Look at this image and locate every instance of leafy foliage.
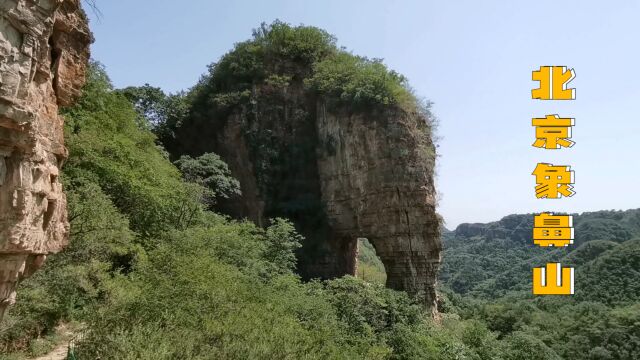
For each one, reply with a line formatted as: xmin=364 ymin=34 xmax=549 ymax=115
xmin=307 ymin=52 xmax=416 ymax=108
xmin=577 ymin=239 xmax=640 ymax=304
xmin=177 ymin=20 xmax=424 ymax=144
xmin=2 ymin=62 xmax=216 ymax=354
xmin=439 ymin=209 xmax=640 ymax=359
xmin=63 ymin=62 xmax=207 ymax=237
xmin=356 ymin=239 xmax=387 ymax=285
xmin=0 ymin=177 xmax=137 ymax=353
xmin=117 ymin=84 xmax=189 ymax=152
xmin=440 ymin=210 xmax=640 ymax=301
xmin=174 ymin=152 xmax=241 ymax=204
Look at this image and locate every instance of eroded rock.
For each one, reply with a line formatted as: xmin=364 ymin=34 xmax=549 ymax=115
xmin=316 ymin=104 xmax=442 ymax=312
xmin=0 ymin=0 xmax=91 ymax=320
xmin=177 ymin=89 xmax=442 ymax=311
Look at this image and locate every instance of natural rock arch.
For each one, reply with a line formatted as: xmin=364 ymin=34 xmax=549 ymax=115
xmin=315 ymin=104 xmax=442 ymax=310
xmin=178 ymin=98 xmax=443 ymax=311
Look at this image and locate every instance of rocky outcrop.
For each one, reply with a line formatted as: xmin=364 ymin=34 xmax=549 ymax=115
xmin=0 ymin=0 xmax=91 ymax=320
xmin=454 ymin=223 xmax=487 ymax=238
xmin=455 ymin=214 xmax=534 ymax=245
xmin=178 ymin=83 xmax=442 ymax=310
xmin=316 ymin=104 xmax=441 ymax=311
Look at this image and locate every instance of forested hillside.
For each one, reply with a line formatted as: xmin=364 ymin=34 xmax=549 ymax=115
xmin=439 ymin=210 xmax=640 ymax=359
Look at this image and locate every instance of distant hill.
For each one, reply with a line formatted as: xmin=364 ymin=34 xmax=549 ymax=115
xmin=440 ymin=209 xmax=640 ymax=304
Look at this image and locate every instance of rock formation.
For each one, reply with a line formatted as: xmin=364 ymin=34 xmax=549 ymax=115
xmin=316 ymin=104 xmax=442 ymax=312
xmin=177 ymin=82 xmax=442 ymax=310
xmin=0 ymin=0 xmax=91 ymax=320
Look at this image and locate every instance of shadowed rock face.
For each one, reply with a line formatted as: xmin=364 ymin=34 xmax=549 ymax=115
xmin=177 ymin=86 xmax=442 ymax=311
xmin=0 ymin=0 xmax=91 ymax=320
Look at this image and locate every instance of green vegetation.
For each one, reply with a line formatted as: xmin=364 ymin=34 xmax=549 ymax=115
xmin=307 ymin=52 xmax=417 ymax=108
xmin=174 ymin=152 xmax=242 ymax=207
xmin=182 ymin=20 xmax=418 ymax=110
xmin=1 ymin=21 xmax=638 ymax=360
xmin=63 ymin=62 xmax=206 ymax=237
xmin=439 ymin=210 xmax=640 ymax=359
xmin=1 ymin=59 xmax=490 ymax=360
xmin=356 ymin=238 xmax=387 ymax=285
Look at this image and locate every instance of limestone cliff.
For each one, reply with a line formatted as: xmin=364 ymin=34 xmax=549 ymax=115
xmin=316 ymin=104 xmax=441 ymax=311
xmin=176 ymin=78 xmax=442 ymax=311
xmin=0 ymin=0 xmax=91 ymax=320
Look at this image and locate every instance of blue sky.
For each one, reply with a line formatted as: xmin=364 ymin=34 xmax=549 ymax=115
xmin=86 ymin=0 xmax=640 ymax=228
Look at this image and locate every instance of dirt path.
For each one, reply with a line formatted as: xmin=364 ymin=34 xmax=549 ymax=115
xmin=30 ymin=323 xmax=78 ymax=360
xmin=32 ymin=342 xmax=68 ymax=360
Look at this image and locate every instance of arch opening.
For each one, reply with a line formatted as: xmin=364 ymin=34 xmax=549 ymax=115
xmin=355 ymin=238 xmax=387 ymax=285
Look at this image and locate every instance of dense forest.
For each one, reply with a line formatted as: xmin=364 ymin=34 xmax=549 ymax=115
xmin=439 ymin=211 xmax=640 ymax=360
xmin=0 ymin=22 xmax=638 ymax=360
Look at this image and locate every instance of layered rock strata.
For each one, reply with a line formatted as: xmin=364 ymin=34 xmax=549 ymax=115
xmin=316 ymin=104 xmax=441 ymax=311
xmin=0 ymin=0 xmax=91 ymax=320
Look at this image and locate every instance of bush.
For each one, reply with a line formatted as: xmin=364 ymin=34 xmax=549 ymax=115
xmin=63 ymin=61 xmax=207 ymax=237
xmin=74 ymin=220 xmax=370 ymax=359
xmin=174 ymin=152 xmax=241 ymax=205
xmin=307 ymin=51 xmax=416 ymax=108
xmin=0 ymin=180 xmax=137 ymax=352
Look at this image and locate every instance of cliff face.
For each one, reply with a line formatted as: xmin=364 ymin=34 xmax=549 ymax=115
xmin=316 ymin=103 xmax=441 ymax=311
xmin=0 ymin=0 xmax=91 ymax=319
xmin=178 ymin=81 xmax=442 ymax=310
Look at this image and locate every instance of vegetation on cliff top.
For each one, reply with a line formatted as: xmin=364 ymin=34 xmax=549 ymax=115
xmin=128 ymin=21 xmax=433 ymax=157
xmin=194 ymin=20 xmax=422 ymax=110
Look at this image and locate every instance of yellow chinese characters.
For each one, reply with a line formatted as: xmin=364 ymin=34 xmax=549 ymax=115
xmin=532 ymin=115 xmax=575 ymax=149
xmin=530 ymin=66 xmax=577 ymax=296
xmin=532 ymin=163 xmax=575 ymax=199
xmin=533 ymin=263 xmax=574 ymax=295
xmin=532 ymin=66 xmax=576 ymax=100
xmin=533 ymin=213 xmax=574 ymax=247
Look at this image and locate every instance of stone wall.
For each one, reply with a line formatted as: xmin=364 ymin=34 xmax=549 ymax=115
xmin=0 ymin=0 xmax=91 ymax=320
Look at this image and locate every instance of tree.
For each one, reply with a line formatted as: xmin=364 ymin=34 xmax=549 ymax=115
xmin=118 ymin=84 xmax=189 ymax=150
xmin=263 ymin=218 xmax=303 ymax=274
xmin=173 ymin=152 xmax=241 ymax=206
